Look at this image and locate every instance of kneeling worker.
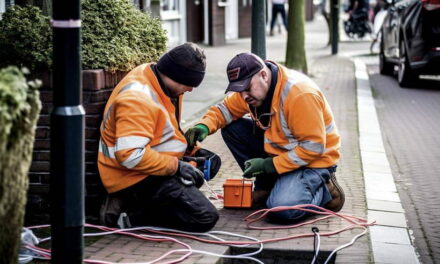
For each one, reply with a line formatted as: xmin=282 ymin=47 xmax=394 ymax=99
xmin=185 ymin=53 xmax=344 ymax=222
xmin=98 ymin=43 xmax=220 ymax=232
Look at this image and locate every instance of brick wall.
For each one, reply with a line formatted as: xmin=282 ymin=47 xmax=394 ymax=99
xmin=25 ymin=70 xmax=127 ymax=225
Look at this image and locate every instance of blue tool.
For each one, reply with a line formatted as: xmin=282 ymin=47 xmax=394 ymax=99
xmin=203 ymin=158 xmax=212 ymax=181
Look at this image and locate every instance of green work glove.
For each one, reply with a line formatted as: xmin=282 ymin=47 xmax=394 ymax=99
xmin=184 ymin=124 xmax=209 ymax=150
xmin=243 ymin=157 xmax=277 ymax=178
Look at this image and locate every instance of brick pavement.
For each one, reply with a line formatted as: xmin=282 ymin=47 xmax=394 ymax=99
xmin=368 ymin=64 xmax=440 ymax=264
xmin=84 ymin=54 xmax=371 ymax=263
xmin=81 ymin=13 xmax=377 ymax=263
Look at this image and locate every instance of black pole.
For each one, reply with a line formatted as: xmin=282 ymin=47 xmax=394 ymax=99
xmin=50 ymin=0 xmax=84 ymax=262
xmin=330 ymin=0 xmax=339 ymax=54
xmin=251 ymin=0 xmax=266 ymax=59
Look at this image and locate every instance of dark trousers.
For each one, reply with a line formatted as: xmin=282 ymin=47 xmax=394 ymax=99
xmin=108 ymin=175 xmax=219 ymax=232
xmin=270 ymin=4 xmax=288 ymax=32
xmin=221 ymin=118 xmax=276 ymax=191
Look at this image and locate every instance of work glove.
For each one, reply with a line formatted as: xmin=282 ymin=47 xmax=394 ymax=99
xmin=243 ymin=157 xmax=277 ymax=178
xmin=184 ymin=124 xmax=209 ymax=150
xmin=176 ymin=160 xmax=205 ymax=188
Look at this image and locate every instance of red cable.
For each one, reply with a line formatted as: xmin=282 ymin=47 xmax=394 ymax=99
xmin=123 ymin=204 xmax=374 ymax=245
xmin=24 ymin=204 xmax=375 ymax=263
xmin=245 ymin=204 xmax=372 ymax=230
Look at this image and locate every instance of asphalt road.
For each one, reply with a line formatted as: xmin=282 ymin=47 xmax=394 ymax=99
xmin=368 ymin=66 xmax=440 ymax=264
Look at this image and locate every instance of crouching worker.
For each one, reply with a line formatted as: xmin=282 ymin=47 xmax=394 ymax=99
xmin=98 ymin=43 xmax=220 ymax=232
xmin=185 ymin=53 xmax=344 ymax=223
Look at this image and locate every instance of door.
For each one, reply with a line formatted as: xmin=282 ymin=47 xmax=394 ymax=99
xmin=238 ymin=0 xmax=252 ymax=38
xmin=186 ymin=0 xmax=204 ymax=43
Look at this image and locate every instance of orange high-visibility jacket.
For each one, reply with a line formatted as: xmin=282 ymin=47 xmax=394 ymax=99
xmin=98 ymin=63 xmax=187 ymax=193
xmin=200 ymin=63 xmax=341 ymax=174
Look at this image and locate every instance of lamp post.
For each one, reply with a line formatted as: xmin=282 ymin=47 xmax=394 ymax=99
xmin=251 ymin=0 xmax=266 ymax=59
xmin=331 ymin=0 xmax=339 ymax=54
xmin=50 ymin=0 xmax=84 ymax=262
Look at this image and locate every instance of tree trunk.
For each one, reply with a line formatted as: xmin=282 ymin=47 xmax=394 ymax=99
xmin=0 ymin=67 xmax=41 ymax=264
xmin=285 ymin=0 xmax=308 ymax=74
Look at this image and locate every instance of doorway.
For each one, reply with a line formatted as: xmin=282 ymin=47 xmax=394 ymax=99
xmin=186 ymin=0 xmax=204 ymax=43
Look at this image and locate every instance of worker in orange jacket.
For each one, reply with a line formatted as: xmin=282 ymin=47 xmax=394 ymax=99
xmin=185 ymin=53 xmax=344 ymax=222
xmin=98 ymin=43 xmax=220 ymax=232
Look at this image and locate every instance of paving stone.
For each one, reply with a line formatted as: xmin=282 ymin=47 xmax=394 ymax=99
xmin=369 ymin=226 xmax=411 ymax=245
xmin=368 ymin=210 xmax=407 ymax=228
xmin=367 ymin=199 xmax=404 ymax=213
xmin=366 ymin=189 xmax=400 ymax=202
xmin=372 ymin=242 xmax=419 ymax=264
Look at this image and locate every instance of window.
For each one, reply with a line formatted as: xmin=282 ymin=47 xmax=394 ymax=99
xmin=0 ymin=0 xmax=6 ymax=19
xmin=242 ymin=0 xmax=253 ymax=7
xmin=161 ymin=0 xmax=179 ymax=11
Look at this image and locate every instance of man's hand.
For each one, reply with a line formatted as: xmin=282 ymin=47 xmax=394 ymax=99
xmin=177 ymin=160 xmax=205 ymax=188
xmin=184 ymin=124 xmax=209 ymax=150
xmin=243 ymin=157 xmax=277 ymax=178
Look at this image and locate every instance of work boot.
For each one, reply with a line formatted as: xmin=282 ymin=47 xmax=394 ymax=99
xmin=100 ymin=194 xmax=124 ymax=227
xmin=324 ymin=173 xmax=345 ymax=212
xmin=252 ymin=190 xmax=270 ymax=209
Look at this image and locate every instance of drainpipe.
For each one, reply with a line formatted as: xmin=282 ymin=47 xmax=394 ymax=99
xmin=50 ymin=0 xmax=84 ymax=262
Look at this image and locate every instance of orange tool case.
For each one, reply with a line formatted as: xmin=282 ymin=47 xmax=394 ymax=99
xmin=223 ymin=179 xmax=253 ymax=208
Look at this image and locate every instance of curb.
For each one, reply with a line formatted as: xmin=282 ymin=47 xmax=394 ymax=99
xmin=353 ymin=58 xmax=420 ymax=264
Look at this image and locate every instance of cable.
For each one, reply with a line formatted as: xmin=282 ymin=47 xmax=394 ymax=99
xmin=311 ymin=227 xmax=320 ymax=264
xmin=203 ymin=179 xmax=223 ymax=200
xmin=323 ymin=227 xmax=368 ymax=264
xmin=23 ymin=204 xmax=375 ymax=264
xmin=24 ymin=224 xmax=265 ymax=264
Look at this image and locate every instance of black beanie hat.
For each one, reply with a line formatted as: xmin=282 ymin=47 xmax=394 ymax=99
xmin=156 ymin=43 xmax=206 ymax=87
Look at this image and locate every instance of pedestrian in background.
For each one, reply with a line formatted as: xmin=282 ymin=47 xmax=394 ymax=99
xmin=270 ymin=0 xmax=288 ymax=36
xmin=98 ymin=43 xmax=221 ymax=232
xmin=185 ymin=53 xmax=345 ymax=223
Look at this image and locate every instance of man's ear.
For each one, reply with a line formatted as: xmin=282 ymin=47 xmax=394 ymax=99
xmin=260 ymin=69 xmax=269 ymax=83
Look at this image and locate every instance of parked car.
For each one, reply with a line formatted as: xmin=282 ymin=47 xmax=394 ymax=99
xmin=379 ymin=0 xmax=440 ymax=87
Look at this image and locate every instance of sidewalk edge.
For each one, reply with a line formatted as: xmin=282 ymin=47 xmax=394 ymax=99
xmin=353 ymin=58 xmax=420 ymax=264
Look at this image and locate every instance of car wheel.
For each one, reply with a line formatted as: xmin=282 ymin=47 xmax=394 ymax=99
xmin=397 ymin=39 xmax=418 ymax=87
xmin=379 ymin=33 xmax=394 ymax=75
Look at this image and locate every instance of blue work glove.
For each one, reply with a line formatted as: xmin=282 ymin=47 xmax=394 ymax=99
xmin=243 ymin=157 xmax=277 ymax=178
xmin=184 ymin=124 xmax=209 ymax=150
xmin=176 ymin=160 xmax=205 ymax=188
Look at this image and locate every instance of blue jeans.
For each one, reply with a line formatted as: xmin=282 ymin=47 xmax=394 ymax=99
xmin=221 ymin=118 xmax=333 ymax=222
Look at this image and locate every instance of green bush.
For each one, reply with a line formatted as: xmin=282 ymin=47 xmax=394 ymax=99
xmin=82 ymin=0 xmax=168 ymax=71
xmin=0 ymin=5 xmax=52 ymax=72
xmin=0 ymin=66 xmax=41 ymax=264
xmin=0 ymin=0 xmax=168 ymax=72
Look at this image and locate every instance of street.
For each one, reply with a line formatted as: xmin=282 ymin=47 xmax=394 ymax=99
xmin=368 ymin=66 xmax=440 ymax=264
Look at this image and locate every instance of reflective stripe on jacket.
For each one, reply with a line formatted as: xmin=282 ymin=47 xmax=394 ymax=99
xmin=98 ymin=63 xmax=185 ymax=193
xmin=200 ymin=63 xmax=340 ymax=174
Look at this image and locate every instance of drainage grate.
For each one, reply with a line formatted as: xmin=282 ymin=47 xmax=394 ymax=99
xmin=224 ymin=247 xmax=336 ymax=264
